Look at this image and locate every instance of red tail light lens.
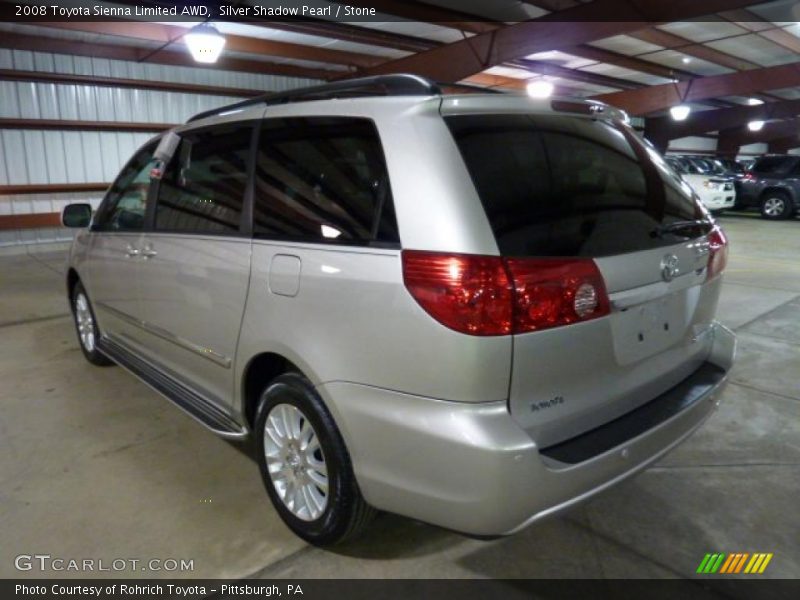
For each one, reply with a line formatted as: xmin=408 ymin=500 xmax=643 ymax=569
xmin=401 ymin=251 xmax=513 ymax=335
xmin=402 ymin=251 xmax=610 ymax=336
xmin=707 ymin=227 xmax=728 ymax=281
xmin=505 ymin=258 xmax=610 ymax=333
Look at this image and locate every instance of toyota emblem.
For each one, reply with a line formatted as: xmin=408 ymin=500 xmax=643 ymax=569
xmin=661 ymin=254 xmax=680 ymax=282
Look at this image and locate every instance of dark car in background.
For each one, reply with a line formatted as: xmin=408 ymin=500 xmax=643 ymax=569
xmin=714 ymin=158 xmax=746 ymax=179
xmin=737 ymin=155 xmax=800 ymax=220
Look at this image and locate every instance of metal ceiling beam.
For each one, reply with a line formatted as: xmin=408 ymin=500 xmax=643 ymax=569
xmin=525 ymin=0 xmax=766 ymax=74
xmin=723 ymin=119 xmax=800 ymax=144
xmin=0 ymin=118 xmax=173 ymax=132
xmin=720 ymin=9 xmax=800 ymax=55
xmin=767 ymin=137 xmax=799 ymax=152
xmin=356 ymin=0 xmax=766 ymax=82
xmin=329 ymin=0 xmax=496 ymax=34
xmin=596 ymin=63 xmax=800 ymax=115
xmin=644 ymin=98 xmax=800 ymax=142
xmin=627 ymin=27 xmax=760 ymax=72
xmin=39 ymin=21 xmax=381 ymax=69
xmin=332 ymin=0 xmax=702 ymax=81
xmin=0 ymin=32 xmax=335 ymax=81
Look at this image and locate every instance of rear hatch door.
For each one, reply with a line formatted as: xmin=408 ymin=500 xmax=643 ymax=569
xmin=445 ymin=110 xmax=721 ymax=447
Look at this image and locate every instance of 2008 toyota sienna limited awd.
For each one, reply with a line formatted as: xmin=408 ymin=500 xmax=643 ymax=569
xmin=61 ymin=75 xmax=736 ymax=545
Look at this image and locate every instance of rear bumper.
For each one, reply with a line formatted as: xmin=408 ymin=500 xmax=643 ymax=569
xmin=317 ymin=323 xmax=736 ymax=536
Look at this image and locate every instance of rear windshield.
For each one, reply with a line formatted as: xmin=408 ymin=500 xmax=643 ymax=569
xmin=751 ymin=156 xmax=797 ymax=175
xmin=445 ymin=114 xmax=706 ymax=258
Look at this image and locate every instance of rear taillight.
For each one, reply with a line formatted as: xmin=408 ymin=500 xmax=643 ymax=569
xmin=505 ymin=258 xmax=610 ymax=333
xmin=401 ymin=251 xmax=513 ymax=335
xmin=402 ymin=251 xmax=610 ymax=336
xmin=707 ymin=227 xmax=728 ymax=281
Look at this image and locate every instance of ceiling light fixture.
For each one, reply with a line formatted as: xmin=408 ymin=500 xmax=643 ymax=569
xmin=185 ymin=23 xmax=226 ymax=64
xmin=526 ymin=80 xmax=554 ymax=99
xmin=670 ymin=104 xmax=691 ymax=121
xmin=747 ymin=120 xmax=765 ymax=132
xmin=681 ymin=57 xmax=692 ymax=64
xmin=748 ymin=98 xmax=765 ymax=106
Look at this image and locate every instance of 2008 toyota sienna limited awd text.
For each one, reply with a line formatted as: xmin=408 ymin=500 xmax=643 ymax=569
xmin=61 ymin=75 xmax=736 ymax=545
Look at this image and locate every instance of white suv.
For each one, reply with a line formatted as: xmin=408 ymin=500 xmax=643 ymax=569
xmin=62 ymin=75 xmax=736 ymax=545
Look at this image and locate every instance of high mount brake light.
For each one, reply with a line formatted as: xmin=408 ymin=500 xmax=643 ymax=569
xmin=402 ymin=251 xmax=610 ymax=336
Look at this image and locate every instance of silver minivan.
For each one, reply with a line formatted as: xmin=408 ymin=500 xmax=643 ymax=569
xmin=62 ymin=75 xmax=736 ymax=545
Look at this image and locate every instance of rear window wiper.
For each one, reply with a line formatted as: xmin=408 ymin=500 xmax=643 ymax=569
xmin=650 ymin=219 xmax=712 ymax=239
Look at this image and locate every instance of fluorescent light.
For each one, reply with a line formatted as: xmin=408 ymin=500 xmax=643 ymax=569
xmin=681 ymin=57 xmax=692 ymax=64
xmin=747 ymin=98 xmax=764 ymax=106
xmin=526 ymin=80 xmax=554 ymax=99
xmin=670 ymin=104 xmax=691 ymax=121
xmin=748 ymin=120 xmax=765 ymax=131
xmin=321 ymin=225 xmax=341 ymax=239
xmin=185 ymin=24 xmax=226 ymax=64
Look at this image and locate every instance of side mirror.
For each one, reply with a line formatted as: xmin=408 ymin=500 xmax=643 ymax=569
xmin=61 ymin=203 xmax=92 ymax=228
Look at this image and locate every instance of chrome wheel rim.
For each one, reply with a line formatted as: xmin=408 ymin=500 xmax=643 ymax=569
xmin=764 ymin=197 xmax=784 ymax=216
xmin=74 ymin=293 xmax=96 ymax=352
xmin=264 ymin=403 xmax=328 ymax=521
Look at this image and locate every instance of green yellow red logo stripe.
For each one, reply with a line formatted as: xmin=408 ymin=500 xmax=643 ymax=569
xmin=697 ymin=552 xmax=773 ymax=574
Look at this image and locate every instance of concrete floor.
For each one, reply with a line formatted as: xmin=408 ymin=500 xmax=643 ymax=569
xmin=0 ymin=213 xmax=798 ymax=580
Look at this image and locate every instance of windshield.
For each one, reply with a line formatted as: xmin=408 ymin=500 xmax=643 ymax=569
xmin=446 ymin=114 xmax=706 ymax=258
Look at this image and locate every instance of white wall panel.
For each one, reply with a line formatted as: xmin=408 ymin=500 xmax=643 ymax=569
xmin=0 ymin=192 xmax=106 ymax=247
xmin=0 ymin=81 xmax=20 ymax=118
xmin=9 ymin=50 xmax=319 ymax=92
xmin=740 ymin=143 xmax=768 ymax=155
xmin=2 ymin=130 xmax=29 ymax=184
xmin=668 ymin=136 xmax=717 ymax=152
xmin=43 ymin=131 xmax=67 ymax=183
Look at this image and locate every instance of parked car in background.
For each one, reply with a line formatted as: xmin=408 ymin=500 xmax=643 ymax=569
xmin=715 ymin=158 xmax=746 ymax=179
xmin=665 ymin=156 xmax=736 ymax=214
xmin=737 ymin=154 xmax=800 ymax=220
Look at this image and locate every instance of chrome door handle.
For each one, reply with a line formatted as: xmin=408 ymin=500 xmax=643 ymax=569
xmin=126 ymin=246 xmax=140 ymax=257
xmin=141 ymin=248 xmax=158 ymax=259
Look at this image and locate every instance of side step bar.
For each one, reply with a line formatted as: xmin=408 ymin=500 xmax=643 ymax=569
xmin=97 ymin=336 xmax=248 ymax=440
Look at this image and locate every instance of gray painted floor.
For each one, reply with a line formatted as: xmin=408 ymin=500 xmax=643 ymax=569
xmin=0 ymin=213 xmax=797 ymax=580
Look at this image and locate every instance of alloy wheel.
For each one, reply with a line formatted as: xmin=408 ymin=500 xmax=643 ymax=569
xmin=263 ymin=403 xmax=329 ymax=521
xmin=763 ymin=197 xmax=785 ymax=217
xmin=74 ymin=293 xmax=96 ymax=352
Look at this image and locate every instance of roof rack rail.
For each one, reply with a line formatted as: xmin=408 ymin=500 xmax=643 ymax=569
xmin=188 ymin=73 xmax=443 ymax=123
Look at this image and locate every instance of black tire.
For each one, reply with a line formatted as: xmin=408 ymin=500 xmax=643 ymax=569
xmin=760 ymin=192 xmax=793 ymax=220
xmin=71 ymin=282 xmax=114 ymax=366
xmin=254 ymin=373 xmax=375 ymax=545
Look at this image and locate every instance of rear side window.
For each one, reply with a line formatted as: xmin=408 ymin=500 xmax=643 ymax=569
xmin=253 ymin=117 xmax=398 ymax=245
xmin=446 ymin=114 xmax=702 ymax=258
xmin=155 ymin=125 xmax=253 ymax=234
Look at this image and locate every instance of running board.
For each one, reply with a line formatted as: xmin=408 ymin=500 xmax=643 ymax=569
xmin=97 ymin=336 xmax=248 ymax=440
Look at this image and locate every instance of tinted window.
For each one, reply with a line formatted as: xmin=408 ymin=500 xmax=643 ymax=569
xmin=253 ymin=117 xmax=398 ymax=245
xmin=155 ymin=126 xmax=252 ymax=234
xmin=752 ymin=156 xmax=797 ymax=175
xmin=94 ymin=142 xmax=157 ymax=231
xmin=446 ymin=114 xmax=703 ymax=258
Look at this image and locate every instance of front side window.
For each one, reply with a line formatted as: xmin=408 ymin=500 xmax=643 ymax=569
xmin=94 ymin=142 xmax=157 ymax=231
xmin=253 ymin=117 xmax=398 ymax=245
xmin=155 ymin=125 xmax=252 ymax=234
